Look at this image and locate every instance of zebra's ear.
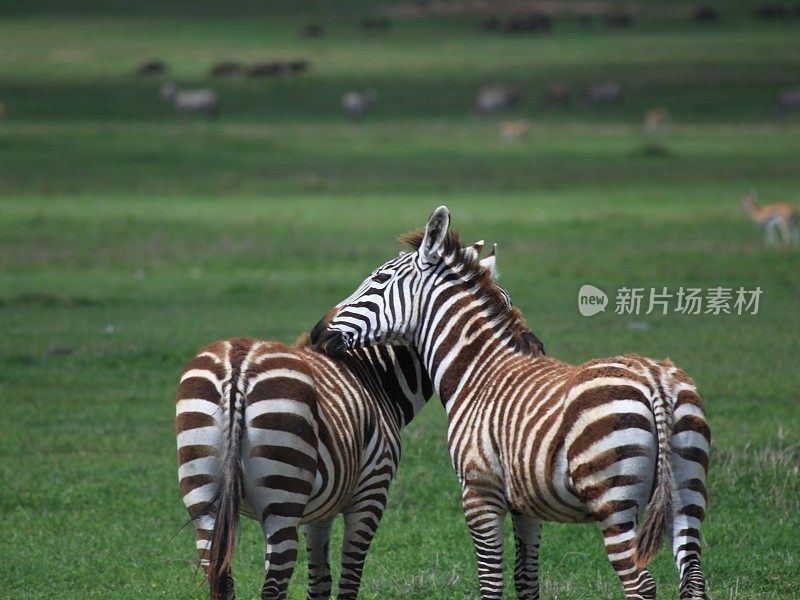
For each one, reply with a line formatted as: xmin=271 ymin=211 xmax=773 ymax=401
xmin=479 ymin=244 xmax=498 ymax=280
xmin=420 ymin=206 xmax=450 ymax=259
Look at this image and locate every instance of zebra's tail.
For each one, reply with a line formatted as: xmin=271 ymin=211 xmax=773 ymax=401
xmin=634 ymin=377 xmax=676 ymax=569
xmin=207 ymin=366 xmax=246 ymax=599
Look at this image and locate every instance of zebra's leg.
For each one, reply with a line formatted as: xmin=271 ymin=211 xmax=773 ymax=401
xmin=336 ymin=494 xmax=389 ymax=600
xmin=305 ymin=520 xmax=334 ymax=600
xmin=596 ymin=512 xmax=656 ymax=600
xmin=671 ymin=387 xmax=711 ymax=600
xmin=765 ymin=221 xmax=778 ymax=246
xmin=511 ymin=512 xmax=541 ymax=600
xmin=581 ymin=456 xmax=657 ymax=598
xmin=194 ymin=512 xmax=236 ymax=600
xmin=260 ymin=515 xmax=301 ymax=600
xmin=462 ymin=485 xmax=507 ymax=600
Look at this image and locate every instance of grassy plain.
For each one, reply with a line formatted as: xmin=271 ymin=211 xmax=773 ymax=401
xmin=1 ymin=2 xmax=799 ymax=598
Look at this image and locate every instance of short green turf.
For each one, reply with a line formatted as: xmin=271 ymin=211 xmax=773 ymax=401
xmin=1 ymin=2 xmax=799 ymax=599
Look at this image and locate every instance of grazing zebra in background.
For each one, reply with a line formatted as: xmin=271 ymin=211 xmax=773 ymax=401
xmin=342 ymin=90 xmax=377 ymax=121
xmin=475 ymin=83 xmax=521 ymax=117
xmin=311 ymin=206 xmax=711 ymax=600
xmin=176 ymin=335 xmax=432 ymax=600
xmin=581 ymin=81 xmax=623 ymax=108
xmin=160 ymin=82 xmax=219 ymax=120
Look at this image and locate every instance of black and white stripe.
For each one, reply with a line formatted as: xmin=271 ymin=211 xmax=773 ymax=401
xmin=311 ymin=206 xmax=710 ymax=600
xmin=176 ymin=335 xmax=432 ymax=600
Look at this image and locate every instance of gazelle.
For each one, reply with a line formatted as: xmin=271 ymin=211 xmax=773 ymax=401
xmin=500 ymin=120 xmax=530 ymax=140
xmin=741 ymin=192 xmax=799 ymax=246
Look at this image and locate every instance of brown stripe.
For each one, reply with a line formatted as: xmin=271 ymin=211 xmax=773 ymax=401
xmin=256 ymin=475 xmax=313 ymax=496
xmin=568 ymin=412 xmax=653 ymax=460
xmin=249 ymin=376 xmax=314 ymax=403
xmin=176 ymin=411 xmax=215 ymax=432
xmin=676 ymin=447 xmax=709 ymax=473
xmin=178 ymin=444 xmax=217 ymax=464
xmin=250 ymin=445 xmax=317 ymax=474
xmin=180 ymin=473 xmax=215 ymax=497
xmin=571 ymin=445 xmax=650 ymax=479
xmin=673 ymin=415 xmax=711 ymax=442
xmin=675 ymin=389 xmax=706 ymax=411
xmin=177 ymin=377 xmax=219 ymax=403
xmin=580 ymin=474 xmax=644 ymax=501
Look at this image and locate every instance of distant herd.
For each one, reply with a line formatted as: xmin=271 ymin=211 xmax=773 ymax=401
xmin=4 ymin=6 xmax=798 ymax=126
xmin=131 ymin=4 xmax=800 ymax=124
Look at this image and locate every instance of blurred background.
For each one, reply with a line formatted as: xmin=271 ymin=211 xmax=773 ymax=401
xmin=1 ymin=1 xmax=799 ymax=598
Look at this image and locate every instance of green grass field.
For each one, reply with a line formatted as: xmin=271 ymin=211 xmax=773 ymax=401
xmin=1 ymin=2 xmax=799 ymax=598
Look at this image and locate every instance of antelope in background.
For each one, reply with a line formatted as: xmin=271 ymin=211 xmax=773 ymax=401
xmin=500 ymin=120 xmax=530 ymax=140
xmin=741 ymin=191 xmax=799 ymax=246
xmin=644 ymin=107 xmax=670 ymax=133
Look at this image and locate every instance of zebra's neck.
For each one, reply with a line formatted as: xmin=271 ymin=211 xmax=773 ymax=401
xmin=413 ymin=285 xmax=524 ymax=408
xmin=348 ymin=344 xmax=432 ymax=430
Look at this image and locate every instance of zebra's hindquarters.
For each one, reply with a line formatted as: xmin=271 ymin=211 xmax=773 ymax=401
xmin=240 ymin=343 xmax=320 ymax=599
xmin=562 ymin=365 xmax=661 ymax=598
xmin=562 ymin=360 xmax=710 ymax=600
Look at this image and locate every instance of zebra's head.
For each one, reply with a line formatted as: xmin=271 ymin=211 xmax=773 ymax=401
xmin=311 ymin=206 xmax=544 ymax=357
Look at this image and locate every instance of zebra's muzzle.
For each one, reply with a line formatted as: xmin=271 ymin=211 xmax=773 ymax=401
xmin=314 ymin=330 xmax=349 ymax=358
xmin=310 ymin=321 xmax=349 ymax=358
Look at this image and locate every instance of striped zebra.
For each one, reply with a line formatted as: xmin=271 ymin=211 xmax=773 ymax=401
xmin=176 ymin=334 xmax=432 ymax=600
xmin=310 ymin=206 xmax=711 ymax=600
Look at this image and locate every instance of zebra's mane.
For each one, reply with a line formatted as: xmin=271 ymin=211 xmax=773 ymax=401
xmin=294 ymin=332 xmax=312 ymax=347
xmin=399 ymin=229 xmax=543 ymax=356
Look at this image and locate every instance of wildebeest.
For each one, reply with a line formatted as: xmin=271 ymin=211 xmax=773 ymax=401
xmin=360 ymin=17 xmax=391 ymax=31
xmin=754 ymin=3 xmax=789 ymax=19
xmin=287 ymin=60 xmax=310 ymax=75
xmin=481 ymin=16 xmax=501 ymax=31
xmin=160 ymin=82 xmax=219 ymax=120
xmin=208 ymin=61 xmax=243 ymax=77
xmin=544 ymin=83 xmax=571 ymax=108
xmin=137 ymin=59 xmax=166 ymax=76
xmin=342 ymin=89 xmax=377 ymax=120
xmin=248 ymin=61 xmax=286 ymax=77
xmin=475 ymin=83 xmax=521 ymax=116
xmin=506 ymin=13 xmax=551 ymax=33
xmin=576 ymin=14 xmax=594 ymax=27
xmin=604 ymin=10 xmax=634 ymax=28
xmin=581 ymin=82 xmax=623 ymax=108
xmin=776 ymin=87 xmax=800 ymax=115
xmin=300 ymin=23 xmax=325 ymax=38
xmin=693 ymin=6 xmax=720 ymax=22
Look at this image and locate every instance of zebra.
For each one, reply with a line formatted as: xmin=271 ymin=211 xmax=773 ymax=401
xmin=776 ymin=87 xmax=800 ymax=117
xmin=310 ymin=206 xmax=711 ymax=600
xmin=475 ymin=83 xmax=521 ymax=117
xmin=581 ymin=81 xmax=623 ymax=108
xmin=176 ymin=334 xmax=433 ymax=600
xmin=160 ymin=82 xmax=219 ymax=120
xmin=341 ymin=90 xmax=377 ymax=121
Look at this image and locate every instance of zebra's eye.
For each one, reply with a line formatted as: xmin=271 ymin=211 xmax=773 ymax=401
xmin=372 ymin=272 xmax=391 ymax=283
